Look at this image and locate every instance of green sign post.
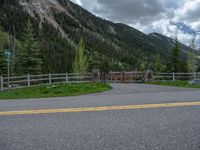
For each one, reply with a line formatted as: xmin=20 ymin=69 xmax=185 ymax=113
xmin=4 ymin=49 xmax=12 ymax=88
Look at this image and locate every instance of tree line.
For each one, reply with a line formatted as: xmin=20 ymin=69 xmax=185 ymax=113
xmin=0 ymin=0 xmax=199 ymax=77
xmin=0 ymin=20 xmax=88 ymax=76
xmin=166 ymin=36 xmax=198 ymax=73
xmin=0 ymin=20 xmax=199 ymax=77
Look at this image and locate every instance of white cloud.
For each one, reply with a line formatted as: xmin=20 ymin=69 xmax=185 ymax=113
xmin=174 ymin=0 xmax=200 ymax=32
xmin=70 ymin=0 xmax=82 ymax=6
xmin=71 ymin=0 xmax=200 ymax=48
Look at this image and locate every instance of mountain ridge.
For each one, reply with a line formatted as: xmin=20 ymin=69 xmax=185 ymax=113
xmin=0 ymin=0 xmax=198 ymax=73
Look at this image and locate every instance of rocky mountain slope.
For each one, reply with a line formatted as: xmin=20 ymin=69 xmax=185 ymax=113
xmin=149 ymin=33 xmax=190 ymax=56
xmin=0 ymin=0 xmax=196 ymax=72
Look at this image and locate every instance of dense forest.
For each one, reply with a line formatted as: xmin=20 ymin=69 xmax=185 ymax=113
xmin=0 ymin=0 xmax=199 ymax=76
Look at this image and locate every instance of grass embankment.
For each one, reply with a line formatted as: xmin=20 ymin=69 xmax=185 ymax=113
xmin=147 ymin=81 xmax=200 ymax=88
xmin=0 ymin=83 xmax=111 ymax=100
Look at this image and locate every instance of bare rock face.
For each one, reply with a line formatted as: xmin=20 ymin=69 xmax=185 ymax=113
xmin=19 ymin=0 xmax=75 ymax=44
xmin=19 ymin=0 xmax=63 ymax=29
xmin=19 ymin=0 xmax=66 ymax=17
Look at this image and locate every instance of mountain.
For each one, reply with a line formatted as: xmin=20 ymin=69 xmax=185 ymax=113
xmin=0 ymin=0 xmax=197 ymax=74
xmin=149 ymin=33 xmax=190 ymax=57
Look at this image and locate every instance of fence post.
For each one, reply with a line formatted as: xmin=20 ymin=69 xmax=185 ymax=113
xmin=173 ymin=72 xmax=175 ymax=81
xmin=0 ymin=76 xmax=3 ymax=91
xmin=193 ymin=72 xmax=196 ymax=81
xmin=120 ymin=72 xmax=123 ymax=83
xmin=27 ymin=74 xmax=30 ymax=87
xmin=66 ymin=73 xmax=69 ymax=83
xmin=49 ymin=73 xmax=52 ymax=84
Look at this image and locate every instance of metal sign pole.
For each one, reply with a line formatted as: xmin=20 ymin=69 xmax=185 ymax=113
xmin=7 ymin=52 xmax=10 ymax=88
xmin=4 ymin=50 xmax=12 ymax=89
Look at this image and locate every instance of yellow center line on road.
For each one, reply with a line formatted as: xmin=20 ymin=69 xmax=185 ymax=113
xmin=0 ymin=101 xmax=200 ymax=116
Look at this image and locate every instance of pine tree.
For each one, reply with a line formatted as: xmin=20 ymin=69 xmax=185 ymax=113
xmin=0 ymin=51 xmax=6 ymax=75
xmin=155 ymin=54 xmax=164 ymax=72
xmin=0 ymin=27 xmax=8 ymax=75
xmin=18 ymin=20 xmax=42 ymax=75
xmin=169 ymin=36 xmax=180 ymax=72
xmin=73 ymin=39 xmax=88 ymax=74
xmin=197 ymin=59 xmax=200 ymax=72
xmin=187 ymin=36 xmax=197 ymax=72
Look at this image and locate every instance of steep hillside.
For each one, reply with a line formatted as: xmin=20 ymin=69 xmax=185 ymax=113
xmin=0 ymin=0 xmax=196 ymax=73
xmin=149 ymin=33 xmax=190 ymax=58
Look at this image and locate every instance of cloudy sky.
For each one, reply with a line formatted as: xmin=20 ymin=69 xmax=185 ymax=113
xmin=71 ymin=0 xmax=200 ymax=48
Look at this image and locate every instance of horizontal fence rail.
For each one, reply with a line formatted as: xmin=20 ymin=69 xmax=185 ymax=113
xmin=0 ymin=72 xmax=199 ymax=91
xmin=0 ymin=73 xmax=92 ymax=91
xmin=154 ymin=72 xmax=200 ymax=81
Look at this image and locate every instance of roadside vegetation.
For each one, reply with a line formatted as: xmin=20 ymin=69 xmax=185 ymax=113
xmin=147 ymin=81 xmax=200 ymax=88
xmin=0 ymin=83 xmax=111 ymax=100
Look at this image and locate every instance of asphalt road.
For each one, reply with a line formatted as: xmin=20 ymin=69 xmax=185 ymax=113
xmin=0 ymin=84 xmax=200 ymax=150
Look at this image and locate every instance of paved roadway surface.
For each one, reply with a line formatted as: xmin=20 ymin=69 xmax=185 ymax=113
xmin=0 ymin=84 xmax=200 ymax=150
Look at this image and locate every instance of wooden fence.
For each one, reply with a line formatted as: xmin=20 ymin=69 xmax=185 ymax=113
xmin=0 ymin=73 xmax=92 ymax=91
xmin=0 ymin=72 xmax=200 ymax=91
xmin=154 ymin=72 xmax=200 ymax=81
xmin=103 ymin=71 xmax=144 ymax=83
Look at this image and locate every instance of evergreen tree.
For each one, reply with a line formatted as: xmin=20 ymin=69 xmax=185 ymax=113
xmin=155 ymin=54 xmax=165 ymax=72
xmin=0 ymin=51 xmax=6 ymax=75
xmin=187 ymin=37 xmax=197 ymax=72
xmin=100 ymin=54 xmax=110 ymax=73
xmin=0 ymin=27 xmax=7 ymax=50
xmin=18 ymin=20 xmax=42 ymax=75
xmin=0 ymin=27 xmax=8 ymax=75
xmin=169 ymin=36 xmax=180 ymax=72
xmin=73 ymin=39 xmax=88 ymax=74
xmin=197 ymin=59 xmax=200 ymax=72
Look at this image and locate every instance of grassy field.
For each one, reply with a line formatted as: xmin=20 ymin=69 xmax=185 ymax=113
xmin=0 ymin=83 xmax=111 ymax=100
xmin=147 ymin=81 xmax=200 ymax=88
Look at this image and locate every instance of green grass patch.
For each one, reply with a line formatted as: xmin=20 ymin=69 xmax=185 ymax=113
xmin=147 ymin=81 xmax=200 ymax=88
xmin=0 ymin=83 xmax=111 ymax=100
